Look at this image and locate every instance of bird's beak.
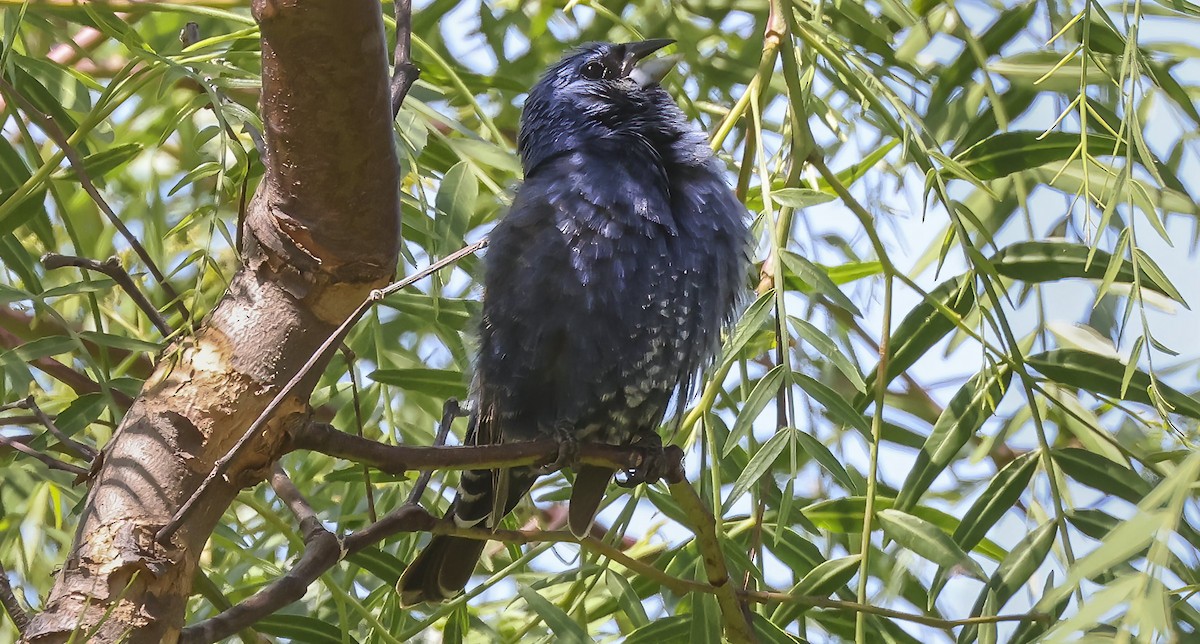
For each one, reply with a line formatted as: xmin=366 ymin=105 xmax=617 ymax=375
xmin=621 ymin=39 xmax=679 ymax=88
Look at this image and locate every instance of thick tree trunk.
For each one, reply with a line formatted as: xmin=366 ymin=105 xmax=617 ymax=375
xmin=23 ymin=2 xmax=400 ymax=641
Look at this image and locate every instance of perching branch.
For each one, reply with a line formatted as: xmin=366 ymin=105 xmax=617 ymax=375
xmin=156 ymin=239 xmax=487 ymax=546
xmin=42 ymin=253 xmax=174 ymax=337
xmin=0 ymin=77 xmax=190 ymax=324
xmin=288 ymin=419 xmax=686 ymax=483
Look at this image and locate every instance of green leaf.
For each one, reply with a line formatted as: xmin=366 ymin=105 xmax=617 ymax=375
xmin=724 ymin=365 xmax=786 ymax=456
xmin=990 ymin=240 xmax=1187 ymax=306
xmin=254 ymin=614 xmax=344 ymax=644
xmin=10 ymin=336 xmax=76 ymax=362
xmin=51 ymin=143 xmax=142 ymax=182
xmin=794 ymin=373 xmax=871 ymax=434
xmin=803 ymin=497 xmax=1007 ymax=561
xmin=625 ymin=616 xmax=690 ymax=643
xmin=725 ymin=427 xmax=793 ymax=512
xmin=434 ymin=161 xmax=477 ymax=253
xmin=517 ymin=585 xmax=590 ymax=643
xmin=346 ymin=547 xmax=406 ymax=584
xmin=793 ymin=554 xmax=861 ymax=597
xmin=859 ymin=276 xmax=976 ymax=410
xmin=780 ymin=251 xmax=861 ymax=317
xmin=896 ymin=365 xmax=1012 ymax=511
xmin=751 ymin=613 xmax=806 ymax=643
xmin=718 ymin=289 xmax=774 ymax=368
xmin=877 ymin=509 xmax=986 ymax=579
xmin=689 ymin=592 xmax=721 ymax=644
xmin=1028 ymin=349 xmax=1200 ymax=419
xmin=604 ymin=570 xmax=649 ymax=629
xmin=794 ymin=429 xmax=859 ymax=494
xmin=77 ymin=331 xmax=160 ymax=354
xmin=790 ymin=316 xmax=866 ymax=392
xmin=952 ymin=451 xmax=1039 ymax=552
xmin=369 ymin=368 xmax=467 ymax=399
xmin=957 ymin=521 xmax=1058 ymax=644
xmin=772 ymin=188 xmax=835 ymax=209
xmin=929 ymin=2 xmax=1037 ymax=108
xmin=1052 ymin=448 xmax=1150 ymax=504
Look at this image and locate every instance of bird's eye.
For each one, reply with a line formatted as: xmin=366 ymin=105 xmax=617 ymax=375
xmin=580 ymin=61 xmax=608 ymax=80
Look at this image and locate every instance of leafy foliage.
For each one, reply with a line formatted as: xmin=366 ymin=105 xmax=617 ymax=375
xmin=1 ymin=0 xmax=1199 ymax=642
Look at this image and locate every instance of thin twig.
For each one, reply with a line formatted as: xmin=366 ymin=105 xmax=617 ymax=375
xmin=340 ymin=346 xmax=377 ymax=522
xmin=17 ymin=395 xmax=97 ymax=461
xmin=390 ymin=0 xmax=419 ymax=117
xmin=0 ymin=432 xmax=88 ymax=477
xmin=0 ymin=561 xmax=30 ymax=634
xmin=405 ymin=398 xmax=463 ymax=505
xmin=157 ymin=239 xmax=488 ymax=546
xmin=669 ymin=480 xmax=756 ymax=643
xmin=0 ymin=76 xmax=190 ymax=323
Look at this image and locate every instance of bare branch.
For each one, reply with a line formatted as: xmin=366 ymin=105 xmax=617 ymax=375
xmin=0 ymin=77 xmax=190 ymax=323
xmin=390 ymin=0 xmax=419 ymax=117
xmin=156 ymin=239 xmax=488 ymax=546
xmin=42 ymin=253 xmax=174 ymax=337
xmin=0 ymin=561 xmax=30 ymax=634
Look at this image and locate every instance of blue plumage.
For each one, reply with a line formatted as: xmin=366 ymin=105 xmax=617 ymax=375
xmin=398 ymin=40 xmax=748 ymax=605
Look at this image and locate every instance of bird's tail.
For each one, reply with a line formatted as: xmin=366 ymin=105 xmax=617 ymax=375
xmin=398 ymin=466 xmax=537 ymax=605
xmin=397 ymin=533 xmax=486 ymax=606
xmin=568 ymin=465 xmax=615 ymax=538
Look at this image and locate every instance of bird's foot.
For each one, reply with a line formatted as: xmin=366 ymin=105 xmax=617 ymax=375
xmin=533 ymin=421 xmax=579 ymax=475
xmin=617 ymin=433 xmax=680 ymax=488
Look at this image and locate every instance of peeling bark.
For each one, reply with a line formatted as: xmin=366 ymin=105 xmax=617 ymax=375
xmin=22 ymin=2 xmax=400 ymax=641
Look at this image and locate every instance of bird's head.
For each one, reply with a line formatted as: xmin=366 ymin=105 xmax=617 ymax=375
xmin=518 ymin=40 xmax=683 ymax=174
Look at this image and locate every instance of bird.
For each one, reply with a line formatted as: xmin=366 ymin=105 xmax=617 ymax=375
xmin=397 ymin=39 xmax=748 ymax=606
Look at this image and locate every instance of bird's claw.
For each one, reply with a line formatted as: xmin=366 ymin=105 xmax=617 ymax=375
xmin=534 ymin=422 xmax=579 ymax=475
xmin=617 ymin=433 xmax=669 ymax=488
